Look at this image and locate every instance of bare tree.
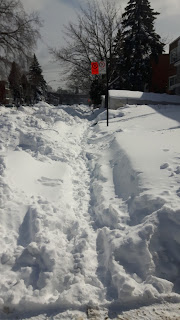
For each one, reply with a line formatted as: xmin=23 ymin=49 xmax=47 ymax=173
xmin=51 ymin=0 xmax=122 ymax=92
xmin=0 ymin=0 xmax=42 ymax=71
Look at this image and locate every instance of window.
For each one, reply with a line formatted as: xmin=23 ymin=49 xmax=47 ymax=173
xmin=177 ymin=45 xmax=180 ymax=61
xmin=176 ymin=67 xmax=180 ymax=84
xmin=170 ymin=48 xmax=177 ymax=64
xmin=169 ymin=75 xmax=177 ymax=89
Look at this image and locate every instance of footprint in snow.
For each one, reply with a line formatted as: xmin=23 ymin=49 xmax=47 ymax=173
xmin=175 ymin=166 xmax=180 ymax=174
xmin=176 ymin=188 xmax=180 ymax=197
xmin=38 ymin=176 xmax=63 ymax=187
xmin=160 ymin=163 xmax=169 ymax=169
xmin=116 ymin=129 xmax=123 ymax=133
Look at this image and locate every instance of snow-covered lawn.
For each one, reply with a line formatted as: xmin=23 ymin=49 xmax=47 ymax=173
xmin=0 ymin=102 xmax=180 ymax=319
xmin=102 ymin=90 xmax=180 ymax=109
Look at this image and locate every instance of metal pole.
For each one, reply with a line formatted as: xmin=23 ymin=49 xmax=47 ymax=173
xmin=105 ymin=60 xmax=109 ymax=126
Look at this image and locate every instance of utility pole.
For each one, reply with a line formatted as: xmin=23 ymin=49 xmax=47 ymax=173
xmin=105 ymin=60 xmax=109 ymax=126
xmin=91 ymin=60 xmax=109 ymax=126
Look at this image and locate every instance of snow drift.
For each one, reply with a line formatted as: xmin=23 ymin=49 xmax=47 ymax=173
xmin=101 ymin=90 xmax=180 ymax=109
xmin=0 ymin=102 xmax=180 ymax=319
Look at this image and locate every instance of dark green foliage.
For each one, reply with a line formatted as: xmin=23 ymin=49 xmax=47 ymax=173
xmin=111 ymin=29 xmax=124 ymax=89
xmin=28 ymin=54 xmax=47 ymax=102
xmin=89 ymin=78 xmax=104 ymax=106
xmin=21 ymin=73 xmax=31 ymax=104
xmin=8 ymin=61 xmax=22 ymax=102
xmin=118 ymin=0 xmax=164 ymax=91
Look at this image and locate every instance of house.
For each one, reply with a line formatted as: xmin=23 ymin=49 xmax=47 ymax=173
xmin=150 ymin=54 xmax=169 ymax=93
xmin=0 ymin=81 xmax=12 ymax=104
xmin=169 ymin=36 xmax=180 ymax=94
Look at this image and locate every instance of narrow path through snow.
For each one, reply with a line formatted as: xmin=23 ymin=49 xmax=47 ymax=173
xmin=0 ymin=103 xmax=180 ymax=320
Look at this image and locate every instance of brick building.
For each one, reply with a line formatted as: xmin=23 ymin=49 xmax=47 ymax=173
xmin=150 ymin=54 xmax=169 ymax=93
xmin=168 ymin=36 xmax=180 ymax=94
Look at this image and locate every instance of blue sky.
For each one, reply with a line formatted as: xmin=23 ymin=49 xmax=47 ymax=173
xmin=21 ymin=0 xmax=180 ymax=90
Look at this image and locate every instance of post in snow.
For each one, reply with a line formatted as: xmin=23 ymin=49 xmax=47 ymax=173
xmin=91 ymin=61 xmax=109 ymax=126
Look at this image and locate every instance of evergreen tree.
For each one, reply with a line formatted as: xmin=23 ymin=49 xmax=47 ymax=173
xmin=28 ymin=54 xmax=47 ymax=102
xmin=8 ymin=61 xmax=22 ymax=103
xmin=89 ymin=78 xmax=104 ymax=106
xmin=112 ymin=29 xmax=124 ymax=89
xmin=120 ymin=0 xmax=164 ymax=91
xmin=21 ymin=73 xmax=31 ymax=104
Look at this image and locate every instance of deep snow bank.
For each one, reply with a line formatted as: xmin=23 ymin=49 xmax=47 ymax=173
xmin=86 ymin=104 xmax=180 ymax=307
xmin=0 ymin=103 xmax=180 ymax=319
xmin=101 ymin=90 xmax=180 ymax=109
xmin=0 ymin=104 xmax=104 ymax=317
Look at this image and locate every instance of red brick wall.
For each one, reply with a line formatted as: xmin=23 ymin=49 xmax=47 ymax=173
xmin=150 ymin=54 xmax=169 ymax=93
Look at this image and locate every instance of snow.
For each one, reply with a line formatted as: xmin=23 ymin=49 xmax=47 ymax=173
xmin=0 ymin=101 xmax=180 ymax=319
xmin=101 ymin=90 xmax=180 ymax=109
xmin=108 ymin=90 xmax=180 ymax=103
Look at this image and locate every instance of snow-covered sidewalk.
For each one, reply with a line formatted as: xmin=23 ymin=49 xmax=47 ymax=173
xmin=0 ymin=103 xmax=180 ymax=319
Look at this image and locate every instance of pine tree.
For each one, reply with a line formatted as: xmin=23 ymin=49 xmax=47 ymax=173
xmin=120 ymin=0 xmax=164 ymax=91
xmin=8 ymin=61 xmax=22 ymax=103
xmin=89 ymin=78 xmax=104 ymax=106
xmin=112 ymin=29 xmax=124 ymax=89
xmin=21 ymin=74 xmax=31 ymax=104
xmin=28 ymin=54 xmax=47 ymax=102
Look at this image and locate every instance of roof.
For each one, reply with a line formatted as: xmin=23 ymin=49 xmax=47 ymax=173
xmin=169 ymin=36 xmax=180 ymax=46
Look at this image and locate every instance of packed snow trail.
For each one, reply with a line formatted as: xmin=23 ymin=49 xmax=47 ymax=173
xmin=0 ymin=104 xmax=105 ymax=315
xmin=0 ymin=103 xmax=180 ymax=319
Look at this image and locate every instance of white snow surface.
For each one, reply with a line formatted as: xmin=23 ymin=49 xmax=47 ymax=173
xmin=102 ymin=90 xmax=180 ymax=110
xmin=108 ymin=90 xmax=180 ymax=103
xmin=0 ymin=102 xmax=180 ymax=319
